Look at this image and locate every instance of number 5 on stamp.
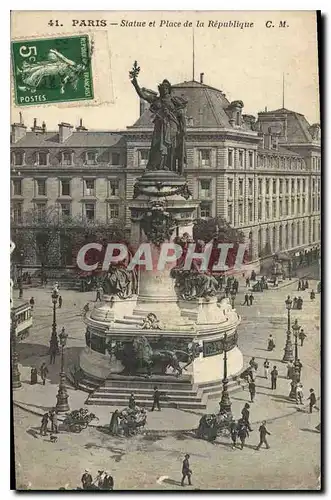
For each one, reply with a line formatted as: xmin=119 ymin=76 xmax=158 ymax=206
xmin=11 ymin=35 xmax=94 ymax=106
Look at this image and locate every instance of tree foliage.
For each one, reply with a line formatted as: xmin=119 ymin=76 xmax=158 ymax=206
xmin=11 ymin=205 xmax=127 ymax=268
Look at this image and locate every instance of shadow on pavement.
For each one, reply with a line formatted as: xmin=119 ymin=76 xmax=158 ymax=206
xmin=15 ymin=400 xmax=53 ymax=412
xmin=16 ymin=344 xmax=82 ymax=385
xmin=300 ymin=428 xmax=319 ymax=434
xmin=26 ymin=427 xmax=40 ymax=439
xmin=163 ymin=478 xmax=183 ymax=486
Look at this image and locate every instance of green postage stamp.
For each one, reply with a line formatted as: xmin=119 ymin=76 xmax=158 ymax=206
xmin=11 ymin=35 xmax=94 ymax=106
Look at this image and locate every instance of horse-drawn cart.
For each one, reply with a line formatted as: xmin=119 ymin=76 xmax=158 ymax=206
xmin=63 ymin=408 xmax=99 ymax=433
xmin=196 ymin=411 xmax=234 ymax=441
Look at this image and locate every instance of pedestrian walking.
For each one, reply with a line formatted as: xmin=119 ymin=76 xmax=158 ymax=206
xmin=230 ymin=421 xmax=238 ymax=449
xmin=95 ymin=286 xmax=103 ymax=302
xmin=270 ymin=366 xmax=278 ymax=390
xmin=299 ymin=328 xmax=306 ymax=346
xmin=237 ymin=420 xmax=250 ymax=450
xmin=29 ymin=296 xmax=35 ymax=310
xmin=58 ymin=295 xmax=62 ymax=308
xmin=50 ymin=409 xmax=58 ymax=433
xmin=109 ymin=409 xmax=120 ymax=435
xmin=308 ymin=388 xmax=317 ymax=413
xmin=263 ymin=359 xmax=270 ymax=379
xmin=30 ymin=367 xmax=38 ymax=385
xmin=241 ymin=403 xmax=253 ymax=431
xmin=305 ymin=280 xmax=309 ymax=290
xmin=249 ymin=357 xmax=258 ymax=371
xmin=297 ymin=280 xmax=302 ymax=291
xmin=181 ymin=454 xmax=192 ymax=486
xmin=81 ymin=470 xmax=93 ymax=490
xmin=40 ymin=362 xmax=48 ymax=385
xmin=296 ymin=383 xmax=304 ymax=405
xmin=128 ymin=393 xmax=136 ymax=410
xmin=256 ymin=420 xmax=271 ymax=450
xmin=246 ymin=277 xmax=250 ymax=288
xmin=248 ymin=380 xmax=256 ymax=403
xmin=249 ymin=293 xmax=254 ymax=306
xmin=310 ymin=290 xmax=316 ymax=300
xmin=151 ymin=386 xmax=161 ymax=411
xmin=49 ymin=343 xmax=57 ymax=365
xmin=102 ymin=472 xmax=114 ymax=490
xmin=40 ymin=412 xmax=49 ymax=436
xmin=267 ymin=335 xmax=275 ymax=351
xmin=243 ymin=293 xmax=249 ymax=306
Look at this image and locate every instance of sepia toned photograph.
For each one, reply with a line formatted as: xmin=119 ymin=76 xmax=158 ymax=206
xmin=10 ymin=10 xmax=321 ymax=490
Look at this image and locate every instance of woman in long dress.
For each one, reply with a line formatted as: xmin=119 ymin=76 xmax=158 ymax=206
xmin=109 ymin=410 xmax=120 ymax=435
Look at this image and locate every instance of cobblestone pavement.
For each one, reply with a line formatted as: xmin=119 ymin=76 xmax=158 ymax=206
xmin=13 ymin=270 xmax=321 ymax=490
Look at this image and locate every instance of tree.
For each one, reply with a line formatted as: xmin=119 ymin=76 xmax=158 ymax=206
xmin=11 ymin=205 xmax=127 ymax=271
xmin=191 ymin=217 xmax=249 ymax=271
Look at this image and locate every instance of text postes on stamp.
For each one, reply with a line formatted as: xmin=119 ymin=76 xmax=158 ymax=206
xmin=11 ymin=35 xmax=94 ymax=106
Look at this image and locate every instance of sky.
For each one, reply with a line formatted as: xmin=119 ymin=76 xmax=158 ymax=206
xmin=11 ymin=10 xmax=320 ymax=130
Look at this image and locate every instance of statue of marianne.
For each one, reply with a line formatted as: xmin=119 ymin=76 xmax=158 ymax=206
xmin=130 ymin=61 xmax=188 ymax=174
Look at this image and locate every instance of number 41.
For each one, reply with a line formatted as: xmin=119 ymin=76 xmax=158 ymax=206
xmin=48 ymin=20 xmax=61 ymax=27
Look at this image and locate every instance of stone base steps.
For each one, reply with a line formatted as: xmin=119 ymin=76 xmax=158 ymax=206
xmin=84 ymin=376 xmax=246 ymax=410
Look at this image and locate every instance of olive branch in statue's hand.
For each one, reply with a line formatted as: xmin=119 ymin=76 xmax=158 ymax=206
xmin=129 ymin=60 xmax=140 ymax=81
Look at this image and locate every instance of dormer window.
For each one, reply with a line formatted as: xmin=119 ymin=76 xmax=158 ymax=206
xmin=35 ymin=151 xmax=49 ymax=166
xmin=62 ymin=151 xmax=73 ymax=165
xmin=112 ymin=152 xmax=120 ymax=165
xmin=85 ymin=151 xmax=96 ymax=165
xmin=13 ymin=151 xmax=24 ymax=166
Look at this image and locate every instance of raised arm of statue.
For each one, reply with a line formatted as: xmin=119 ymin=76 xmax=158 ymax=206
xmin=131 ymin=78 xmax=157 ymax=104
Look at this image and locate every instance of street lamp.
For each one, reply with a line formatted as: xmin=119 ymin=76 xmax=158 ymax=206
xmin=292 ymin=319 xmax=301 ymax=381
xmin=10 ymin=311 xmax=22 ymax=389
xmin=50 ymin=289 xmax=59 ymax=354
xmin=218 ymin=333 xmax=232 ymax=415
xmin=56 ymin=327 xmax=70 ymax=413
xmin=282 ymin=296 xmax=294 ymax=362
xmin=289 ymin=319 xmax=301 ymax=399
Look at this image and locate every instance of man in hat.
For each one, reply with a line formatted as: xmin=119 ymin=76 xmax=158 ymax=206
xmin=270 ymin=366 xmax=278 ymax=390
xmin=241 ymin=403 xmax=252 ymax=431
xmin=40 ymin=412 xmax=49 ymax=436
xmin=40 ymin=362 xmax=48 ymax=385
xmin=299 ymin=328 xmax=307 ymax=346
xmin=256 ymin=420 xmax=271 ymax=450
xmin=181 ymin=454 xmax=192 ymax=486
xmin=81 ymin=470 xmax=93 ymax=490
xmin=151 ymin=386 xmax=161 ymax=411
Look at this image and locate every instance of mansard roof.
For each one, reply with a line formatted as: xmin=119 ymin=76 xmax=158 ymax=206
xmin=10 ymin=131 xmax=125 ymax=148
xmin=131 ymin=80 xmax=253 ymax=130
xmin=257 ymin=107 xmax=320 ymax=144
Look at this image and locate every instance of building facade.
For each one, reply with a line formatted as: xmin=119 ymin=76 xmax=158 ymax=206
xmin=11 ymin=76 xmax=321 ymax=264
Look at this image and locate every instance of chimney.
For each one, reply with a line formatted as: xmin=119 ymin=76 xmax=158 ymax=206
xmin=19 ymin=112 xmax=23 ymax=125
xmin=263 ymin=129 xmax=272 ymax=149
xmin=200 ymin=72 xmax=204 ymax=84
xmin=139 ymin=98 xmax=149 ymax=116
xmin=58 ymin=122 xmax=73 ymax=143
xmin=11 ymin=121 xmax=27 ymax=143
xmin=42 ymin=121 xmax=46 ymax=133
xmin=76 ymin=118 xmax=88 ymax=131
xmin=31 ymin=118 xmax=43 ymax=133
xmin=265 ymin=106 xmax=268 ymax=112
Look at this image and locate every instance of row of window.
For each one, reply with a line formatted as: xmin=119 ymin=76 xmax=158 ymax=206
xmin=257 ymin=155 xmax=305 ymax=170
xmin=257 ymin=220 xmax=320 ymax=253
xmin=11 ymin=148 xmax=315 ymax=172
xmin=11 ymin=201 xmax=120 ymax=224
xmin=198 ymin=177 xmax=320 ymax=200
xmin=11 ymin=178 xmax=120 ymax=198
xmin=12 ymin=151 xmax=122 ymax=166
xmin=198 ymin=194 xmax=319 ymax=224
xmin=312 ymin=157 xmax=321 ymax=171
